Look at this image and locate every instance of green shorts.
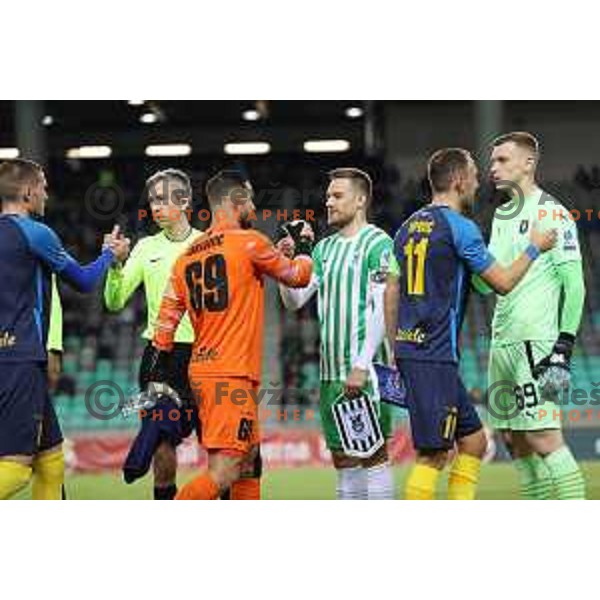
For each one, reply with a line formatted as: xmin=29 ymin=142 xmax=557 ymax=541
xmin=487 ymin=340 xmax=561 ymax=431
xmin=319 ymin=380 xmax=392 ymax=452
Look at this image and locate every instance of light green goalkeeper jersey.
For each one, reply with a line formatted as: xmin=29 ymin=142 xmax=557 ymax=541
xmin=312 ymin=224 xmax=399 ymax=381
xmin=489 ymin=187 xmax=582 ymax=346
xmin=104 ymin=229 xmax=201 ymax=342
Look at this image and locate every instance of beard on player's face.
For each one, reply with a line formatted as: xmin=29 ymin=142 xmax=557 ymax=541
xmin=460 ymin=193 xmax=476 ymax=215
xmin=328 ymin=209 xmax=354 ymax=229
xmin=239 ymin=214 xmax=254 ymax=229
xmin=327 ymin=198 xmax=361 ymax=229
xmin=234 ymin=202 xmax=255 ymax=229
xmin=26 ymin=192 xmax=46 ymax=218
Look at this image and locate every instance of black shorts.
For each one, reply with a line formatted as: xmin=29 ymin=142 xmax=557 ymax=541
xmin=397 ymin=359 xmax=482 ymax=452
xmin=139 ymin=342 xmax=197 ymax=440
xmin=0 ymin=362 xmax=63 ymax=456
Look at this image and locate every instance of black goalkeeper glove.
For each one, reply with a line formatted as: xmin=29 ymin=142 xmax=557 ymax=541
xmin=276 ymin=220 xmax=313 ymax=257
xmin=140 ymin=347 xmax=182 ymax=405
xmin=532 ymin=332 xmax=575 ymax=394
xmin=122 ymin=346 xmax=182 ymax=415
xmin=139 ymin=346 xmax=171 ymax=389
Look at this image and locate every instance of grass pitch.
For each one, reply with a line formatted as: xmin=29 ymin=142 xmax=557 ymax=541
xmin=15 ymin=461 xmax=600 ymax=499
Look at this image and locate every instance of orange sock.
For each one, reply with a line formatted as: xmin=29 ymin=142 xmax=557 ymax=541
xmin=176 ymin=473 xmax=220 ymax=500
xmin=231 ymin=478 xmax=261 ymax=500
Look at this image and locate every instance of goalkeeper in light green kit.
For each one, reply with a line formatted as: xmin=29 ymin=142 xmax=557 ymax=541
xmin=480 ymin=132 xmax=586 ymax=499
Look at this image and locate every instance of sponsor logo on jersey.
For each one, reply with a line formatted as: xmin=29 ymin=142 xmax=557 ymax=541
xmin=396 ymin=327 xmax=427 ymax=344
xmin=0 ymin=330 xmax=16 ymax=349
xmin=195 ymin=346 xmax=219 ymax=363
xmin=519 ymin=219 xmax=529 ymax=234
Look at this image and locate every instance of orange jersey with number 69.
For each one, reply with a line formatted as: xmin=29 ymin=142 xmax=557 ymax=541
xmin=153 ymin=221 xmax=313 ymax=382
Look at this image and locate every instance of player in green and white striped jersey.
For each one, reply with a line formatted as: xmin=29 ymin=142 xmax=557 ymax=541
xmin=279 ymin=168 xmax=398 ymax=499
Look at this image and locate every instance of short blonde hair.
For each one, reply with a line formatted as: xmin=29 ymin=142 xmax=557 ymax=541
xmin=328 ymin=167 xmax=373 ymax=204
xmin=492 ymin=131 xmax=539 ymax=157
xmin=146 ymin=168 xmax=192 ymax=201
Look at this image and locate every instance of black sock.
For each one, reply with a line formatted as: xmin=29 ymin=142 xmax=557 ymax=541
xmin=154 ymin=484 xmax=177 ymax=500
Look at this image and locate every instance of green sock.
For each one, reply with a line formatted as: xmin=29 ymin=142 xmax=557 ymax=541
xmin=514 ymin=455 xmax=553 ymax=499
xmin=543 ymin=446 xmax=586 ymax=500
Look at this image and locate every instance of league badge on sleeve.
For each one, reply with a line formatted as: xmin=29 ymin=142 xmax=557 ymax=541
xmin=563 ymin=229 xmax=578 ymax=251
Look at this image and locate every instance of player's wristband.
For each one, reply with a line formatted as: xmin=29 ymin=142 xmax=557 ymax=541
xmin=525 ymin=243 xmax=541 ymax=261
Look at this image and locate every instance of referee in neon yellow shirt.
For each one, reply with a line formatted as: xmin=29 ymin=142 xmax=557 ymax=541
xmin=104 ymin=169 xmax=201 ymax=500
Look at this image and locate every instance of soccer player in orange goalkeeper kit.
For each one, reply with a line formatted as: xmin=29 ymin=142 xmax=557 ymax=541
xmin=149 ymin=169 xmax=313 ymax=499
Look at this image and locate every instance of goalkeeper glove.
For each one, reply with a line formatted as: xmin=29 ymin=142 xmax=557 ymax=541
xmin=139 ymin=346 xmax=171 ymax=388
xmin=275 ymin=220 xmax=313 ymax=257
xmin=532 ymin=332 xmax=575 ymax=395
xmin=122 ymin=382 xmax=183 ymax=417
xmin=125 ymin=346 xmax=182 ymax=412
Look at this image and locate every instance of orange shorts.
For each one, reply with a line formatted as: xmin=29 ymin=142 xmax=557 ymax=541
xmin=190 ymin=375 xmax=260 ymax=454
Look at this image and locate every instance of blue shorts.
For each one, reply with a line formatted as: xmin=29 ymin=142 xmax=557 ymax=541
xmin=397 ymin=359 xmax=482 ymax=452
xmin=0 ymin=362 xmax=63 ymax=456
